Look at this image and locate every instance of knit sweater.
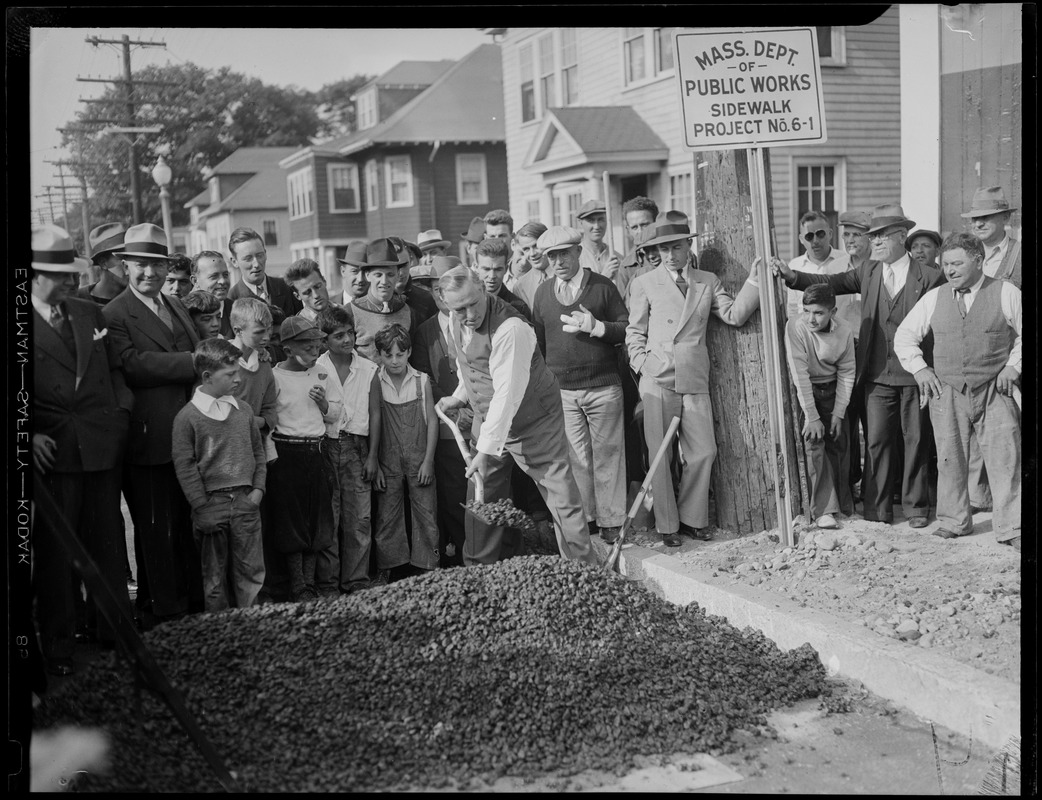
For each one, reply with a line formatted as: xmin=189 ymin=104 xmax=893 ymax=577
xmin=235 ymin=357 xmax=278 ymax=433
xmin=532 ymin=270 xmax=628 ymax=390
xmin=784 ymin=316 xmax=856 ymax=422
xmin=171 ymin=399 xmax=267 ymax=511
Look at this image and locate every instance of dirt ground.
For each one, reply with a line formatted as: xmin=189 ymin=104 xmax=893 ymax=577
xmin=621 ymin=503 xmax=1021 ymax=685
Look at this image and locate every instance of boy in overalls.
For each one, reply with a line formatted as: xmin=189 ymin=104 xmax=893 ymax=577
xmin=372 ymin=324 xmax=439 ymax=580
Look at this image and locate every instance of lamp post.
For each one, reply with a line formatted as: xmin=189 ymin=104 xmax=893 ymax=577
xmin=151 ymin=154 xmax=174 ymax=252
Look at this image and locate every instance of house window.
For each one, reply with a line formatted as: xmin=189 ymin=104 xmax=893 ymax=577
xmin=539 ymin=32 xmax=556 ymax=112
xmin=262 ymin=219 xmax=278 ymax=247
xmin=525 ymin=197 xmax=541 ymax=224
xmin=669 ymin=170 xmax=694 ymax=222
xmin=384 ymin=155 xmax=413 ymax=208
xmin=815 ymin=26 xmax=847 ymax=66
xmin=287 ymin=167 xmax=314 ymax=219
xmin=365 ymin=159 xmax=379 ymax=210
xmin=456 ymin=154 xmax=488 ymax=206
xmin=357 ymin=88 xmax=377 ymax=130
xmin=552 ymin=185 xmax=585 ymax=227
xmin=624 ymin=27 xmax=677 ymax=86
xmin=520 ymin=43 xmax=536 ymax=123
xmin=327 ymin=163 xmax=360 ymax=213
xmin=560 ymin=28 xmax=579 ymax=106
xmin=794 ymin=160 xmax=845 ymax=256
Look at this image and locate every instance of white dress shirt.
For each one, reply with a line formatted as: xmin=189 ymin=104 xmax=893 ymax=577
xmin=982 ymin=235 xmax=1011 ymax=279
xmin=243 ymin=278 xmax=271 ymax=302
xmin=128 ymin=282 xmax=169 ymax=321
xmin=317 ymin=351 xmax=378 ymax=437
xmin=894 ymin=274 xmax=1022 ymax=376
xmin=190 ymin=387 xmax=240 ymax=421
xmin=881 ymin=252 xmax=911 ymax=295
xmin=786 ymin=247 xmax=860 ymax=331
xmin=451 ymin=316 xmax=536 ymax=457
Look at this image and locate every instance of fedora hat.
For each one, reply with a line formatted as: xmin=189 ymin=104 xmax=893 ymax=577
xmin=838 ymin=211 xmax=871 ymax=232
xmin=88 ymin=222 xmax=126 ymax=259
xmin=32 ymin=224 xmax=85 ymax=273
xmin=866 ymin=204 xmax=916 ymax=235
xmin=960 ymin=186 xmax=1017 ymax=218
xmin=114 ymin=223 xmax=172 ymax=259
xmin=363 ymin=238 xmax=404 ymax=270
xmin=640 ymin=221 xmax=697 ymax=249
xmin=336 ymin=240 xmax=369 ymax=268
xmin=417 ymin=229 xmax=452 ymax=251
xmin=385 ymin=236 xmax=412 ymax=266
xmin=462 ymin=217 xmax=485 ymax=244
xmin=656 ymin=210 xmax=690 ymax=225
xmin=575 ymin=199 xmax=606 ymax=220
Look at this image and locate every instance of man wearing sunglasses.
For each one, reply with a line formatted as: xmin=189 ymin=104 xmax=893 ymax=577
xmin=774 ymin=204 xmax=946 ymax=530
xmin=785 ymin=211 xmax=858 ymax=327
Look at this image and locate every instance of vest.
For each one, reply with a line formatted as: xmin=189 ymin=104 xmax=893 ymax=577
xmin=865 ymin=277 xmax=919 ymax=386
xmin=996 ymin=239 xmax=1022 ymax=289
xmin=931 ymin=277 xmax=1014 ymax=392
xmin=351 ymin=301 xmax=412 ymax=363
xmin=456 ymin=294 xmax=559 ymax=437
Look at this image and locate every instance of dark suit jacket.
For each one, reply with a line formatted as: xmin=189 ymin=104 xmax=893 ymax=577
xmin=34 ymin=297 xmax=134 ymax=473
xmin=791 ymin=259 xmax=946 ymax=388
xmin=228 ymin=275 xmax=302 ymax=319
xmin=403 ymin=281 xmax=439 ymax=325
xmin=411 ymin=313 xmax=473 ymax=440
xmin=103 ymin=289 xmax=200 ymax=465
xmin=495 ymin=284 xmax=532 ymax=323
xmin=218 ymin=297 xmax=235 ymax=338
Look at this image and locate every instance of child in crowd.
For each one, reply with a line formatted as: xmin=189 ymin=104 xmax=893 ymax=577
xmin=171 ymin=338 xmax=267 ymax=612
xmin=372 ymin=324 xmax=439 ymax=580
xmin=183 ymin=290 xmax=223 ymax=340
xmin=784 ymin=283 xmax=856 ymax=529
xmin=315 ymin=306 xmax=382 ymax=593
xmin=269 ymin=316 xmax=342 ymax=601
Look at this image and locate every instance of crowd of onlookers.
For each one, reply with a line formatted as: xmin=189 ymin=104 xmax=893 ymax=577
xmin=30 ymin=184 xmax=1021 ymax=681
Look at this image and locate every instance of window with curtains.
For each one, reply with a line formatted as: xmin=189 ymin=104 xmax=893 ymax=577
xmin=327 ymin=163 xmax=360 ymax=213
xmin=456 ymin=154 xmax=488 ymax=205
xmin=287 ymin=167 xmax=313 ymax=219
xmin=384 ymin=155 xmax=413 ymax=208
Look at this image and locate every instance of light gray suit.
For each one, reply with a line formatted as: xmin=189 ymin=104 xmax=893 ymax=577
xmin=626 ymin=264 xmax=760 ymax=532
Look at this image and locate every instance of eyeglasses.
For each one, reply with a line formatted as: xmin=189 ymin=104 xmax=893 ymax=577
xmin=870 ymin=229 xmax=902 ymax=242
xmin=802 ymin=229 xmax=829 ymax=243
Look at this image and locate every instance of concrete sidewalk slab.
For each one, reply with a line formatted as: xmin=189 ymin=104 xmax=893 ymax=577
xmin=596 ymin=539 xmax=1020 ymax=751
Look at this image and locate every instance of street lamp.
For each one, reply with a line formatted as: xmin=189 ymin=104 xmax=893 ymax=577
xmin=151 ymin=154 xmax=174 ymax=253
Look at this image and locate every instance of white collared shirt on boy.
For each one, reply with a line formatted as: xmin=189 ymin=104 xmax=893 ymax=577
xmin=191 ymin=387 xmax=239 ymax=421
xmin=316 ymin=350 xmax=378 ymax=437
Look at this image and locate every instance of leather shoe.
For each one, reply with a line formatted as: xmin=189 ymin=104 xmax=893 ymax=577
xmin=908 ymin=516 xmax=929 ymax=529
xmin=599 ymin=526 xmax=621 ymax=544
xmin=932 ymin=528 xmax=961 ymax=540
xmin=661 ymin=532 xmax=682 ymax=547
xmin=999 ymin=535 xmax=1021 ymax=552
xmin=680 ymin=523 xmax=713 ymax=541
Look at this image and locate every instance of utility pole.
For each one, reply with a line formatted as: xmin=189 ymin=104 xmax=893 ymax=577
xmin=50 ymin=158 xmax=107 ymax=257
xmin=48 ymin=162 xmax=73 ymax=243
xmin=35 ymin=190 xmax=58 ymax=223
xmin=82 ymin=34 xmax=170 ymax=224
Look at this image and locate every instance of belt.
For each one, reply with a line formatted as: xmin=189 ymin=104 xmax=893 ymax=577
xmin=325 ymin=431 xmax=367 ymax=440
xmin=272 ymin=434 xmax=324 ymax=445
xmin=207 ymin=485 xmax=251 ymax=497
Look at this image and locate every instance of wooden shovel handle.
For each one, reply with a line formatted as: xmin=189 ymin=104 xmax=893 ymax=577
xmin=436 ymin=404 xmax=484 ymax=502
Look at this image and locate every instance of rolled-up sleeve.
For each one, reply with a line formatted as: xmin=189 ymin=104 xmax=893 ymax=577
xmin=475 ymin=318 xmax=534 ymax=457
xmin=894 ymin=289 xmax=938 ymax=376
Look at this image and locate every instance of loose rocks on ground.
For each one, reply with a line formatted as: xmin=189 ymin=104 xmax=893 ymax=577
xmin=34 ymin=556 xmax=826 ymax=792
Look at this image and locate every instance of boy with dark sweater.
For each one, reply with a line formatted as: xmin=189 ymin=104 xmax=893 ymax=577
xmin=172 ymin=338 xmax=267 ymax=611
xmin=532 ymin=226 xmax=630 ymax=542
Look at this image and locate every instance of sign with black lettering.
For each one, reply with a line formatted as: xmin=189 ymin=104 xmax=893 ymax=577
xmin=673 ymin=27 xmax=827 ymax=150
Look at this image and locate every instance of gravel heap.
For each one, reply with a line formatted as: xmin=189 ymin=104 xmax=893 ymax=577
xmin=35 ymin=556 xmax=825 ymax=792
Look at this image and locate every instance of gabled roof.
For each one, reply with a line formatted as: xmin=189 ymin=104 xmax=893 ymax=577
xmin=185 ymin=187 xmax=210 ymax=210
xmin=338 ymin=43 xmax=504 ymax=155
xmin=366 ymin=59 xmax=455 ymax=89
xmin=206 ymin=146 xmax=300 ymax=176
xmin=523 ymin=106 xmax=669 ymax=173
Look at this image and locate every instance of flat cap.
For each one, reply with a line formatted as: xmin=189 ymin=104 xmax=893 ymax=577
xmin=280 ymin=315 xmax=326 ymax=343
xmin=575 ymin=199 xmax=606 ymax=220
xmin=462 ymin=217 xmax=486 ymax=244
xmin=838 ymin=211 xmax=871 ymax=231
xmin=536 ymin=226 xmax=583 ymax=254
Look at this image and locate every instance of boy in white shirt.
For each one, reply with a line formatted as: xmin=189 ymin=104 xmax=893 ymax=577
xmin=269 ymin=316 xmax=342 ymax=601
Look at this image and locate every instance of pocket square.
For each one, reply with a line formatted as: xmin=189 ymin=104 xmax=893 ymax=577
xmin=93 ymin=328 xmax=108 ymax=341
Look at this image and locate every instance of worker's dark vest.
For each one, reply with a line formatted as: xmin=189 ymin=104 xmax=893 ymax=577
xmin=456 ymin=294 xmax=559 ymax=437
xmin=865 ymin=275 xmax=921 ymax=386
xmin=931 ymin=277 xmax=1015 ymax=392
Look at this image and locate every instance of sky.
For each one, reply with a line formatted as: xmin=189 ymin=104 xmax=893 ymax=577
xmin=28 ymin=27 xmax=491 ymax=223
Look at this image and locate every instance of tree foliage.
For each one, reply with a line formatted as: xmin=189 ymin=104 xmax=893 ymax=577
xmin=60 ymin=62 xmax=370 ymax=231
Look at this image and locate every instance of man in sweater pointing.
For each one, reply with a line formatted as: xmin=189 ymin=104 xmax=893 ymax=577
xmin=531 ymin=226 xmax=630 ymax=543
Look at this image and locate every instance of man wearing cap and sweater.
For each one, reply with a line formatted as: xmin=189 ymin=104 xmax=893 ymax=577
xmin=964 ymin=186 xmax=1021 ymax=289
xmin=774 ymin=203 xmax=946 ymax=528
xmin=77 ymin=222 xmax=128 ymax=306
xmin=102 ymin=223 xmax=202 ymax=627
xmin=411 ymin=255 xmax=471 ymax=567
xmin=351 ymin=238 xmax=424 ymax=363
xmin=435 ymin=266 xmax=599 ymax=567
xmin=895 ymin=232 xmax=1021 ymax=550
xmin=627 ymin=220 xmax=762 ymax=547
xmin=227 ymin=227 xmax=302 ymax=319
xmin=576 ymin=199 xmax=622 ymax=291
xmin=31 ymin=225 xmax=135 ymax=675
xmin=532 ymin=226 xmax=630 ymax=543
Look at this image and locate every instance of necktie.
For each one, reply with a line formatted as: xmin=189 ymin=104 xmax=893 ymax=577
xmin=956 ymin=289 xmax=969 ymax=319
xmin=257 ymin=282 xmax=269 ymax=303
xmin=675 ymin=270 xmax=688 ymax=297
xmin=49 ymin=303 xmax=64 ymax=332
xmin=562 ymin=281 xmax=574 ymax=304
xmin=884 ymin=266 xmax=896 ymax=297
xmin=382 ymin=302 xmax=391 ymax=313
xmin=154 ymin=298 xmax=174 ymax=332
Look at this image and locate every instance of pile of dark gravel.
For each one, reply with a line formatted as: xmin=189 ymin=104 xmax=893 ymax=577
xmin=34 ymin=556 xmax=825 ymax=792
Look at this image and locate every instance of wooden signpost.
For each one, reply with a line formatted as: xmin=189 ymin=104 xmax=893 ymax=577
xmin=673 ymin=27 xmax=828 ymax=547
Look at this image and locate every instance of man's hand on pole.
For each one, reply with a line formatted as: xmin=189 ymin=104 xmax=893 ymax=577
xmin=769 ymin=256 xmax=795 ymax=283
xmin=436 ymin=395 xmax=465 ymax=413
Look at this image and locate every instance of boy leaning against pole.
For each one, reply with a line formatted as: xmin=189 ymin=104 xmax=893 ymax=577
xmin=784 ymin=282 xmax=856 ymax=530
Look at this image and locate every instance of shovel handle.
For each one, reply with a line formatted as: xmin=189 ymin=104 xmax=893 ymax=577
xmin=436 ymin=404 xmax=484 ymax=502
